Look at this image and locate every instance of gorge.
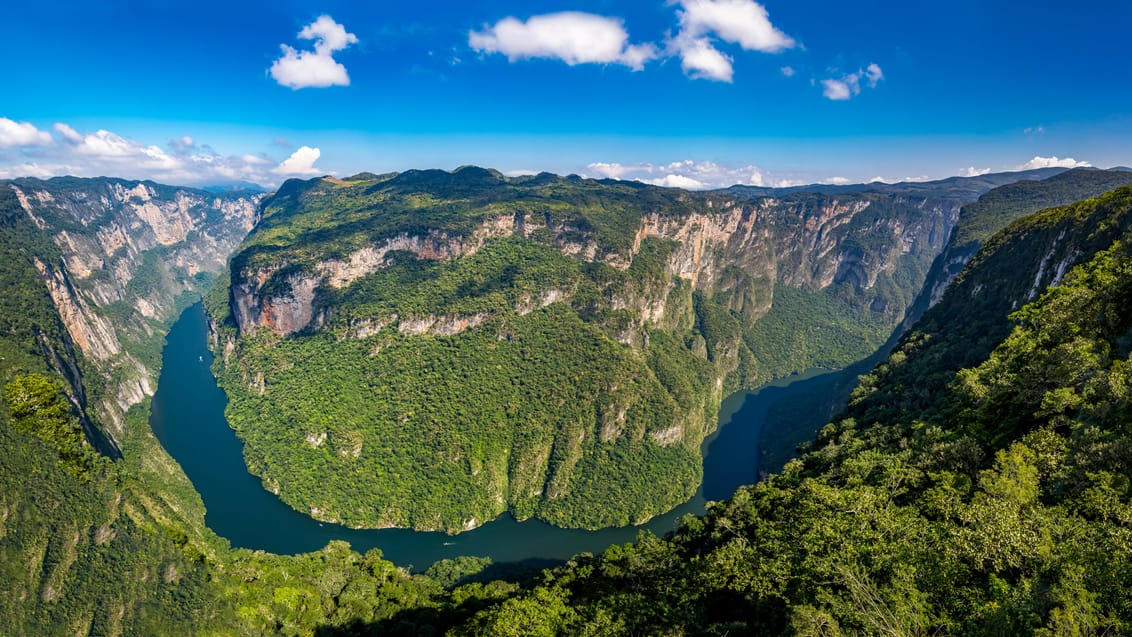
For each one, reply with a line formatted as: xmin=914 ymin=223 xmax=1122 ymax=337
xmin=5 ymin=167 xmax=1132 ymax=634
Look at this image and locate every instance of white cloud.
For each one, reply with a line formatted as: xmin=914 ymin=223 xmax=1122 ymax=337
xmin=273 ymin=146 xmax=323 ymax=176
xmin=780 ymin=65 xmax=795 ymax=77
xmin=1024 ymin=125 xmax=1045 ymax=136
xmin=0 ymin=118 xmax=313 ymax=187
xmin=584 ymin=159 xmax=802 ymax=190
xmin=821 ymin=63 xmax=884 ymax=100
xmin=674 ymin=0 xmax=795 ymax=53
xmin=471 ymin=1 xmax=793 ymax=83
xmin=864 ymin=63 xmax=884 ymax=87
xmin=0 ymin=118 xmax=53 ymax=148
xmin=645 ymin=174 xmax=708 ymax=189
xmin=53 ymin=122 xmax=82 ymax=143
xmin=586 ymin=162 xmax=633 ymax=179
xmin=270 ymin=15 xmax=358 ymax=89
xmin=469 ymin=12 xmax=657 ymax=70
xmin=668 ymin=0 xmax=793 ymax=83
xmin=678 ymin=38 xmax=734 ymax=82
xmin=241 ymin=154 xmax=272 ymax=165
xmin=959 ymin=166 xmax=991 ymax=177
xmin=1020 ymin=156 xmax=1091 ymax=170
xmin=821 ymin=78 xmax=853 ymax=101
xmin=822 ymin=176 xmax=851 ymax=185
xmin=0 ymin=162 xmax=58 ymax=179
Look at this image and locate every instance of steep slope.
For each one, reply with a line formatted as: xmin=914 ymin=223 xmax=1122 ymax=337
xmin=906 ymin=167 xmax=1132 ymax=327
xmin=856 ymin=179 xmax=1132 ymax=428
xmin=7 ymin=172 xmax=1130 ymax=636
xmin=211 ymin=167 xmax=994 ymax=532
xmin=0 ymin=182 xmax=231 ymax=635
xmin=3 ymin=177 xmax=259 ymax=440
xmin=406 ymin=184 xmax=1132 ymax=636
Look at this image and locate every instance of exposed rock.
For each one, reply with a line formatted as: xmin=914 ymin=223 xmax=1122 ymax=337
xmin=9 ymin=177 xmax=261 ymax=437
xmin=34 ymin=258 xmax=120 ymax=362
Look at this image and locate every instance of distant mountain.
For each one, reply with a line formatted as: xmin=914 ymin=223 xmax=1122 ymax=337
xmin=720 ymin=167 xmax=1067 ymax=198
xmin=6 ymin=168 xmax=1132 ymax=634
xmin=2 ymin=176 xmax=261 ymax=439
xmin=198 ymin=180 xmax=269 ymax=194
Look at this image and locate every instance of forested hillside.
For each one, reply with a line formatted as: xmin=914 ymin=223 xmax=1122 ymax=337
xmin=909 ymin=167 xmax=1132 ymax=321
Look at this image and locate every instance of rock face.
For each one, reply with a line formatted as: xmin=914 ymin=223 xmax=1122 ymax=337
xmin=229 ymin=188 xmax=961 ymax=345
xmin=6 ymin=177 xmax=260 ymax=436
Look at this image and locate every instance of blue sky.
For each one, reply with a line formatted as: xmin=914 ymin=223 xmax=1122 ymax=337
xmin=1 ymin=0 xmax=1129 ymax=188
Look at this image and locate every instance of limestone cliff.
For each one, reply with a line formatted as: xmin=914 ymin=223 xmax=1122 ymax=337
xmin=6 ymin=177 xmax=260 ymax=438
xmin=229 ymin=184 xmax=960 ymax=351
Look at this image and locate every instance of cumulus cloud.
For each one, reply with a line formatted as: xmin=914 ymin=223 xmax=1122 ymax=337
xmin=669 ymin=0 xmax=794 ymax=83
xmin=821 ymin=78 xmax=854 ymax=101
xmin=0 ymin=162 xmax=57 ymax=179
xmin=821 ymin=63 xmax=884 ymax=100
xmin=469 ymin=12 xmax=657 ymax=70
xmin=959 ymin=166 xmax=991 ymax=177
xmin=0 ymin=118 xmax=317 ymax=187
xmin=272 ymin=146 xmax=324 ymax=176
xmin=585 ymin=159 xmax=801 ymax=190
xmin=864 ymin=63 xmax=884 ymax=87
xmin=470 ymin=1 xmax=794 ymax=83
xmin=1020 ymin=156 xmax=1091 ymax=170
xmin=53 ymin=122 xmax=82 ymax=143
xmin=674 ymin=0 xmax=795 ymax=53
xmin=0 ymin=118 xmax=53 ymax=148
xmin=647 ymin=174 xmax=708 ymax=189
xmin=822 ymin=176 xmax=851 ymax=185
xmin=678 ymin=38 xmax=734 ymax=82
xmin=586 ymin=162 xmax=633 ymax=179
xmin=270 ymin=15 xmax=358 ymax=89
xmin=780 ymin=65 xmax=795 ymax=77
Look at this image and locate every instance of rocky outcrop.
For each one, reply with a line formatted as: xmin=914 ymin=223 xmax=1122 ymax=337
xmin=7 ymin=177 xmax=260 ymax=436
xmin=33 ymin=257 xmax=121 ymax=363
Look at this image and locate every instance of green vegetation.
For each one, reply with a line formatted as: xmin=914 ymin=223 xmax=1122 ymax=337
xmin=221 ymin=238 xmax=709 ymax=531
xmin=4 ymin=374 xmax=96 ymax=478
xmin=235 ymin=168 xmax=699 ymax=276
xmin=7 ymin=173 xmax=1132 ymax=635
xmin=742 ymin=285 xmax=890 ymax=382
xmin=950 ymin=167 xmax=1132 ymax=251
xmin=216 ymin=170 xmax=957 ymax=532
xmin=0 ymin=177 xmax=518 ymax=636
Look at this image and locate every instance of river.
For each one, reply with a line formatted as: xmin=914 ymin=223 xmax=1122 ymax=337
xmin=150 ymin=302 xmax=852 ymax=568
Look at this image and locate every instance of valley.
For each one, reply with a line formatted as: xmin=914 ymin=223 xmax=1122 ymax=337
xmin=3 ymin=168 xmax=1132 ymax=634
